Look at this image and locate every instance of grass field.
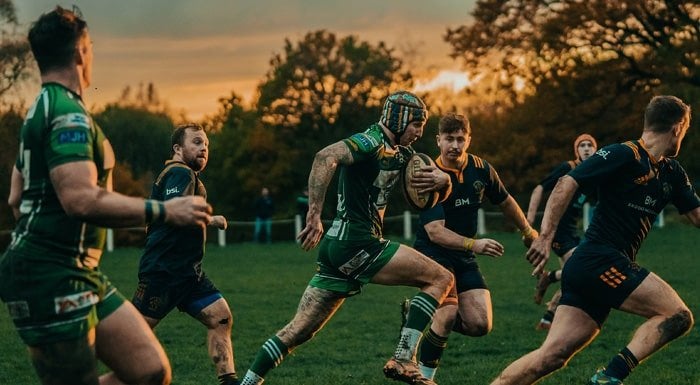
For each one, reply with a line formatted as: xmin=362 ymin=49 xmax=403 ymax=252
xmin=1 ymin=223 xmax=698 ymax=385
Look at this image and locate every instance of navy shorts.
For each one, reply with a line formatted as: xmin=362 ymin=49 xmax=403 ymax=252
xmin=415 ymin=244 xmax=487 ymax=305
xmin=132 ymin=272 xmax=222 ymax=319
xmin=560 ymin=242 xmax=649 ymax=326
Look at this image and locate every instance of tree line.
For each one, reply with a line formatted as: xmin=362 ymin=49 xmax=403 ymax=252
xmin=1 ymin=0 xmax=698 ymax=243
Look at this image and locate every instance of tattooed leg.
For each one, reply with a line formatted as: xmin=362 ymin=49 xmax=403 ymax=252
xmin=276 ymin=286 xmax=346 ymax=349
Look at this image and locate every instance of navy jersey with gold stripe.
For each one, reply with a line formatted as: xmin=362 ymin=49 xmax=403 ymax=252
xmin=414 ymin=154 xmax=509 ymax=259
xmin=139 ymin=160 xmax=207 ymax=277
xmin=570 ymin=140 xmax=700 ymax=260
xmin=539 ymin=160 xmax=588 ymax=243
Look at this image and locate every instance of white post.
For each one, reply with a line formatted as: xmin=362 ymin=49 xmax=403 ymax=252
xmin=656 ymin=210 xmax=665 ymax=228
xmin=218 ymin=228 xmax=226 ymax=247
xmin=477 ymin=208 xmax=486 ymax=235
xmin=106 ymin=228 xmax=114 ymax=252
xmin=583 ymin=203 xmax=591 ymax=231
xmin=295 ymin=214 xmax=302 ymax=243
xmin=403 ymin=210 xmax=412 ymax=240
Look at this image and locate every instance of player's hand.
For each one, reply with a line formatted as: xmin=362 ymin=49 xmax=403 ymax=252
xmin=298 ymin=213 xmax=324 ymax=251
xmin=164 ymin=196 xmax=212 ymax=228
xmin=525 ymin=235 xmax=551 ymax=276
xmin=412 ymin=166 xmax=450 ymax=194
xmin=210 ymin=215 xmax=228 ymax=230
xmin=522 ymin=228 xmax=539 ymax=248
xmin=472 ymin=238 xmax=504 ymax=258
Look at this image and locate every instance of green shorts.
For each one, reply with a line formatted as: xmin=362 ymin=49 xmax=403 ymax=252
xmin=0 ymin=249 xmax=125 ymax=346
xmin=309 ymin=237 xmax=400 ymax=296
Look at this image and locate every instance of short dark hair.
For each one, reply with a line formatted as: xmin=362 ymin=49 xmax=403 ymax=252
xmin=28 ymin=6 xmax=88 ymax=73
xmin=171 ymin=123 xmax=204 ymax=155
xmin=644 ymin=95 xmax=691 ymax=133
xmin=438 ymin=112 xmax=471 ymax=135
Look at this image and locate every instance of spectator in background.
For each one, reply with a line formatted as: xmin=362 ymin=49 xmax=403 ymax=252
xmin=253 ymin=187 xmax=274 ymax=244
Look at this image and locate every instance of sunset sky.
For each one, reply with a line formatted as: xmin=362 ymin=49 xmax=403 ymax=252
xmin=14 ymin=1 xmax=476 ymax=119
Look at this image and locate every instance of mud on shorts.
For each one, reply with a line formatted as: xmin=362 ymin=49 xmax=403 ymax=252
xmin=415 ymin=244 xmax=487 ymax=306
xmin=132 ymin=271 xmax=222 ymax=319
xmin=0 ymin=250 xmax=125 ymax=346
xmin=560 ymin=242 xmax=650 ymax=327
xmin=309 ymin=237 xmax=400 ymax=296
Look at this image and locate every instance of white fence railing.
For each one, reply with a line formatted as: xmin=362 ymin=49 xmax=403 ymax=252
xmin=97 ymin=204 xmax=664 ymax=252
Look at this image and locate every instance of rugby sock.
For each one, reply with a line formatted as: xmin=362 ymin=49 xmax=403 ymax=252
xmin=218 ymin=372 xmax=240 ymax=385
xmin=395 ymin=292 xmax=439 ymax=360
xmin=541 ymin=310 xmax=554 ymax=323
xmin=405 ymin=292 xmax=439 ymax=331
xmin=604 ymin=347 xmax=639 ymax=380
xmin=241 ymin=336 xmax=289 ymax=384
xmin=418 ymin=328 xmax=449 ymax=380
xmin=240 ymin=370 xmax=264 ymax=385
xmin=548 ymin=270 xmax=559 ymax=283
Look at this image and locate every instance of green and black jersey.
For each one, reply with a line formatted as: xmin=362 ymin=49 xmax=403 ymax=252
xmin=324 ymin=123 xmax=413 ymax=241
xmin=8 ymin=82 xmax=114 ymax=266
xmin=139 ymin=160 xmax=207 ymax=278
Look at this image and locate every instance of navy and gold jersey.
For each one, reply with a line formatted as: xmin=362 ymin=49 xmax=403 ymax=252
xmin=539 ymin=160 xmax=588 ymax=244
xmin=570 ymin=140 xmax=700 ymax=260
xmin=414 ymin=154 xmax=509 ymax=259
xmin=139 ymin=160 xmax=207 ymax=277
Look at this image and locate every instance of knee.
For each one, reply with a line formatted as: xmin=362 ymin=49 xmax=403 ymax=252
xmin=145 ymin=365 xmax=171 ymax=385
xmin=661 ymin=308 xmax=694 ymax=340
xmin=205 ymin=308 xmax=233 ymax=331
xmin=461 ymin=321 xmax=491 ymax=337
xmin=434 ymin=268 xmax=455 ymax=293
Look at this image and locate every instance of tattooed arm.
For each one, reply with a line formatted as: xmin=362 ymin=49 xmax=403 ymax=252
xmin=298 ymin=141 xmax=355 ymax=250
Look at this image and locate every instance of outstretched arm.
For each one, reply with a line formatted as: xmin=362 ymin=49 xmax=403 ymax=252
xmin=298 ymin=141 xmax=354 ymax=251
xmin=526 ymin=175 xmax=578 ymax=275
xmin=50 ymin=161 xmax=212 ymax=228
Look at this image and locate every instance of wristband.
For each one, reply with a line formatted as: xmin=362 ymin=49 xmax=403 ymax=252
xmin=145 ymin=200 xmax=154 ymax=223
xmin=145 ymin=200 xmax=166 ymax=224
xmin=521 ymin=226 xmax=535 ymax=238
xmin=463 ymin=237 xmax=476 ymax=251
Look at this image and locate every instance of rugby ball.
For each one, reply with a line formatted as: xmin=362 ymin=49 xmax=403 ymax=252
xmin=402 ymin=153 xmax=440 ymax=210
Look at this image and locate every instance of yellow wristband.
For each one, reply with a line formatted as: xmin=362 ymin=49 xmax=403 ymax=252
xmin=463 ymin=237 xmax=476 ymax=251
xmin=521 ymin=226 xmax=534 ymax=238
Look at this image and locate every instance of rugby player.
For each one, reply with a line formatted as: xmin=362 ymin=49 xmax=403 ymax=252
xmin=526 ymin=134 xmax=597 ymax=330
xmin=132 ymin=123 xmax=239 ymax=385
xmin=412 ymin=112 xmax=537 ymax=382
xmin=239 ymin=91 xmax=453 ymax=385
xmin=491 ymin=95 xmax=700 ymax=385
xmin=0 ymin=7 xmax=211 ymax=385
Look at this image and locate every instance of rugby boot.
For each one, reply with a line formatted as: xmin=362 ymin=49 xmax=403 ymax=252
xmin=383 ymin=358 xmax=437 ymax=385
xmin=590 ymin=368 xmax=623 ymax=384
